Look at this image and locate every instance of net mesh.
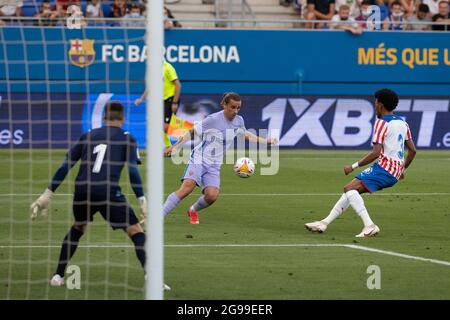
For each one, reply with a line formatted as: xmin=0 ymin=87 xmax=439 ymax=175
xmin=0 ymin=23 xmax=149 ymax=299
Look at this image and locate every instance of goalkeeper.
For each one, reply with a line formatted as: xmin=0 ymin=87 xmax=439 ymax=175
xmin=30 ymin=101 xmax=163 ymax=288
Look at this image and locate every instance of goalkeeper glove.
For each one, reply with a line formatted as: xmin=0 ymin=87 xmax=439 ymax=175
xmin=30 ymin=188 xmax=54 ymax=220
xmin=138 ymin=196 xmax=147 ymax=224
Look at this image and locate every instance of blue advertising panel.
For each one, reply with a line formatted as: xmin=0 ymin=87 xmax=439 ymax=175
xmin=2 ymin=92 xmax=449 ymax=149
xmin=0 ymin=93 xmax=85 ymax=148
xmin=1 ymin=27 xmax=450 ymax=95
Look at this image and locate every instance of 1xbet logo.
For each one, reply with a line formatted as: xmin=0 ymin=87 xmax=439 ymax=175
xmin=262 ymin=98 xmax=450 ymax=148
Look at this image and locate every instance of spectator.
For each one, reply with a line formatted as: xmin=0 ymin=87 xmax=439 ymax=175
xmin=54 ymin=0 xmax=81 ymax=25
xmin=407 ymin=3 xmax=432 ymax=30
xmin=419 ymin=0 xmax=441 ymax=15
xmin=400 ymin=0 xmax=415 ymax=16
xmin=86 ymin=0 xmax=104 ymax=24
xmin=335 ymin=0 xmax=368 ymax=18
xmin=330 ymin=4 xmax=364 ymax=33
xmin=375 ymin=0 xmax=390 ymax=21
xmin=432 ymin=0 xmax=450 ymax=30
xmin=355 ymin=0 xmax=375 ymax=29
xmin=112 ymin=0 xmax=128 ymax=19
xmin=0 ymin=0 xmax=23 ymax=22
xmin=56 ymin=0 xmax=80 ymax=14
xmin=122 ymin=3 xmax=145 ymax=28
xmin=305 ymin=0 xmax=336 ymax=28
xmin=33 ymin=0 xmax=58 ymax=26
xmin=383 ymin=1 xmax=407 ymax=30
xmin=164 ymin=6 xmax=181 ymax=29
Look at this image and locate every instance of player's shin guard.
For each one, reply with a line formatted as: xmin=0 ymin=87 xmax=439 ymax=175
xmin=322 ymin=193 xmax=350 ymax=225
xmin=131 ymin=232 xmax=146 ymax=269
xmin=163 ymin=192 xmax=181 ymax=216
xmin=55 ymin=226 xmax=84 ymax=277
xmin=192 ymin=195 xmax=211 ymax=212
xmin=345 ymin=190 xmax=374 ymax=227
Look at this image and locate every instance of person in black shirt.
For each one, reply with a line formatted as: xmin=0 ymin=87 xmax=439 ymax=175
xmin=305 ymin=0 xmax=336 ymax=28
xmin=30 ymin=101 xmax=168 ymax=288
xmin=432 ymin=0 xmax=450 ymax=30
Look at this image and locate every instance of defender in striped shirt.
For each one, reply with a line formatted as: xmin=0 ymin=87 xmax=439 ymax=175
xmin=306 ymin=88 xmax=417 ymax=237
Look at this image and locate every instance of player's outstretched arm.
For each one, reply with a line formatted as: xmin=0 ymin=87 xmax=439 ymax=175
xmin=30 ymin=156 xmax=71 ymax=220
xmin=164 ymin=128 xmax=194 ymax=156
xmin=128 ymin=160 xmax=147 ymax=222
xmin=244 ymin=131 xmax=278 ymax=145
xmin=344 ymin=143 xmax=382 ymax=175
xmin=31 ymin=138 xmax=83 ymax=220
xmin=134 ymin=90 xmax=148 ymax=106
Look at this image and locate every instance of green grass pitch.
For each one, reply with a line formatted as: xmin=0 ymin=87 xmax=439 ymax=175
xmin=0 ymin=149 xmax=449 ymax=299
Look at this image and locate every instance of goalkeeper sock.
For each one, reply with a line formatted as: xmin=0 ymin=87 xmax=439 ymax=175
xmin=163 ymin=192 xmax=181 ymax=216
xmin=131 ymin=232 xmax=146 ymax=269
xmin=322 ymin=193 xmax=350 ymax=225
xmin=192 ymin=195 xmax=210 ymax=212
xmin=55 ymin=226 xmax=84 ymax=277
xmin=346 ymin=190 xmax=374 ymax=227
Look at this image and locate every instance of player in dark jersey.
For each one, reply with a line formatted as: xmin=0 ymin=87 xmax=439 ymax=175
xmin=29 ymin=101 xmax=165 ymax=288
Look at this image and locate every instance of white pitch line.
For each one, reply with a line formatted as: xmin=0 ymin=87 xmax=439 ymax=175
xmin=0 ymin=243 xmax=346 ymax=249
xmin=1 ymin=193 xmax=450 ymax=197
xmin=281 ymin=157 xmax=450 ymax=161
xmin=1 ymin=243 xmax=450 ymax=267
xmin=344 ymin=245 xmax=450 ymax=267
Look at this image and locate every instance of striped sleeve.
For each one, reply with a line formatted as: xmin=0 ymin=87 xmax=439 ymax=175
xmin=372 ymin=119 xmax=388 ymax=144
xmin=405 ymin=122 xmax=412 ymax=141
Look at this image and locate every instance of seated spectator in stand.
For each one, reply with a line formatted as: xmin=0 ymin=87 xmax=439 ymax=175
xmin=53 ymin=0 xmax=81 ymax=25
xmin=432 ymin=0 xmax=450 ymax=30
xmin=383 ymin=1 xmax=407 ymax=30
xmin=335 ymin=0 xmax=366 ymax=18
xmin=330 ymin=4 xmax=363 ymax=33
xmin=375 ymin=0 xmax=389 ymax=21
xmin=400 ymin=0 xmax=415 ymax=16
xmin=164 ymin=6 xmax=181 ymax=29
xmin=86 ymin=0 xmax=104 ymax=24
xmin=407 ymin=3 xmax=432 ymax=30
xmin=112 ymin=0 xmax=127 ymax=20
xmin=419 ymin=0 xmax=441 ymax=15
xmin=0 ymin=0 xmax=23 ymax=23
xmin=33 ymin=0 xmax=58 ymax=26
xmin=305 ymin=0 xmax=336 ymax=28
xmin=122 ymin=3 xmax=145 ymax=28
xmin=355 ymin=0 xmax=375 ymax=29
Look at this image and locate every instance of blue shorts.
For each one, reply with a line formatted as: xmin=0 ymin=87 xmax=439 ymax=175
xmin=73 ymin=193 xmax=139 ymax=230
xmin=356 ymin=163 xmax=398 ymax=193
xmin=181 ymin=163 xmax=220 ymax=191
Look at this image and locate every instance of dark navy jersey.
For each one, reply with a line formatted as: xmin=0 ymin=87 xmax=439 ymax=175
xmin=67 ymin=126 xmax=140 ymax=196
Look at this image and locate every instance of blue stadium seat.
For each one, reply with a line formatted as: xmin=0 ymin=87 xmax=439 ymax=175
xmin=22 ymin=5 xmax=37 ymax=17
xmin=102 ymin=2 xmax=112 ymax=18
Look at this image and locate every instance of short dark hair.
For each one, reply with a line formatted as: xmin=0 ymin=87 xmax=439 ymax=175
xmin=418 ymin=3 xmax=430 ymax=13
xmin=104 ymin=101 xmax=124 ymax=121
xmin=220 ymin=92 xmax=241 ymax=106
xmin=391 ymin=0 xmax=402 ymax=7
xmin=361 ymin=0 xmax=373 ymax=6
xmin=375 ymin=88 xmax=399 ymax=111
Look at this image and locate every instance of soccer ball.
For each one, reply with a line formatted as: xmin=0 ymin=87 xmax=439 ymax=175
xmin=234 ymin=157 xmax=255 ymax=178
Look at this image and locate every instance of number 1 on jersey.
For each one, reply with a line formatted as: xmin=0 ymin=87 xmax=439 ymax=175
xmin=93 ymin=144 xmax=107 ymax=173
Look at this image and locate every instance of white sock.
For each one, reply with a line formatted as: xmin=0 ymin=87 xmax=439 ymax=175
xmin=345 ymin=190 xmax=374 ymax=227
xmin=322 ymin=193 xmax=350 ymax=225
